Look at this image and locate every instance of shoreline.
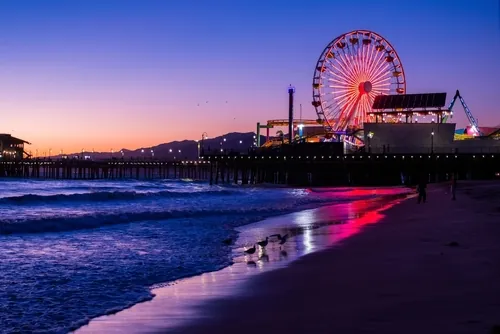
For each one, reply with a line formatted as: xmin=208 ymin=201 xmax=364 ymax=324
xmin=75 ymin=189 xmax=412 ymax=333
xmin=167 ymin=181 xmax=500 ymax=334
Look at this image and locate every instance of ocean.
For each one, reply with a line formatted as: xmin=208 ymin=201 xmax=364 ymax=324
xmin=0 ymin=179 xmax=407 ymax=333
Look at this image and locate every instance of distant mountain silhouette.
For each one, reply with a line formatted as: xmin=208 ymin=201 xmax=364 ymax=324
xmin=56 ymin=132 xmax=266 ymax=160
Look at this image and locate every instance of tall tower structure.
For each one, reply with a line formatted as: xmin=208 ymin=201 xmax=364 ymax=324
xmin=288 ymin=85 xmax=295 ymax=144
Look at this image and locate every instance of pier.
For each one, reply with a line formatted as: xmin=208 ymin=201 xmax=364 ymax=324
xmin=1 ymin=150 xmax=499 ymax=186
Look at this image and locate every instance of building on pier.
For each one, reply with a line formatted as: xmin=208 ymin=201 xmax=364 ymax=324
xmin=364 ymin=93 xmax=500 ymax=154
xmin=0 ymin=134 xmax=31 ymax=160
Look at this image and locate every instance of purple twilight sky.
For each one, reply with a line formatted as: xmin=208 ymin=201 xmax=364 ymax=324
xmin=0 ymin=0 xmax=498 ymax=153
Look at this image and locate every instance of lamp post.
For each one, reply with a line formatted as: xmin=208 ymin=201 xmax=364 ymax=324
xmin=141 ymin=149 xmax=144 ymax=160
xmin=367 ymin=131 xmax=374 ymax=153
xmin=220 ymin=137 xmax=226 ymax=154
xmin=200 ymin=132 xmax=208 ymax=156
xmin=151 ymin=149 xmax=154 ymax=159
xmin=431 ymin=130 xmax=434 ymax=154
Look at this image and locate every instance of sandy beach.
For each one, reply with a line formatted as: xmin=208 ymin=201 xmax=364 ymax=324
xmin=167 ymin=181 xmax=500 ymax=334
xmin=76 ymin=182 xmax=500 ymax=334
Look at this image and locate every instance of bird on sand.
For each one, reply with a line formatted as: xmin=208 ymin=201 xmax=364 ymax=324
xmin=257 ymin=237 xmax=268 ymax=249
xmin=244 ymin=245 xmax=256 ymax=255
xmin=278 ymin=234 xmax=289 ymax=249
xmin=270 ymin=233 xmax=288 ymax=241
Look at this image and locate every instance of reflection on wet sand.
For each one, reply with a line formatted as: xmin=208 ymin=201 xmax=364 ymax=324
xmin=75 ymin=192 xmax=410 ymax=334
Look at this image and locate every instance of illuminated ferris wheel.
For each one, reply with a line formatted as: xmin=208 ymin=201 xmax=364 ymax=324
xmin=312 ymin=30 xmax=406 ymax=138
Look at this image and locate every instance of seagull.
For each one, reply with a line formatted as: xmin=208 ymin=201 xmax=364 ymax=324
xmin=257 ymin=237 xmax=268 ymax=249
xmin=278 ymin=234 xmax=289 ymax=249
xmin=244 ymin=245 xmax=256 ymax=255
xmin=269 ymin=233 xmax=288 ymax=241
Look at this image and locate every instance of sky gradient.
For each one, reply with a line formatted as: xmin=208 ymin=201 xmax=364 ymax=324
xmin=0 ymin=0 xmax=499 ymax=154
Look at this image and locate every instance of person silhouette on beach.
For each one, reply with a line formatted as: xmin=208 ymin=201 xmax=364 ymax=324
xmin=450 ymin=173 xmax=457 ymax=200
xmin=417 ymin=176 xmax=427 ymax=204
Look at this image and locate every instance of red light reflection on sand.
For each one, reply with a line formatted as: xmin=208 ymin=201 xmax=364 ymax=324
xmin=326 ymin=199 xmax=401 ymax=244
xmin=311 ymin=187 xmax=409 ymax=197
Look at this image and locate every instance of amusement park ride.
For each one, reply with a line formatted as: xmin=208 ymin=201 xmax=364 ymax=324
xmin=443 ymin=90 xmax=483 ymax=136
xmin=258 ymin=29 xmax=493 ymax=148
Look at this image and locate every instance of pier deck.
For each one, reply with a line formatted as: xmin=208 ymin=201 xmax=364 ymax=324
xmin=1 ymin=152 xmax=499 ymax=186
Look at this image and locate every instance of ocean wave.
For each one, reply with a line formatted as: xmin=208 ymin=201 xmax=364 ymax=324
xmin=0 ymin=189 xmax=239 ymax=205
xmin=0 ymin=196 xmax=345 ymax=235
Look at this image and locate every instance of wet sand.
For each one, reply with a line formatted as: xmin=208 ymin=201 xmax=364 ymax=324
xmin=75 ymin=189 xmax=410 ymax=333
xmin=166 ymin=181 xmax=500 ymax=334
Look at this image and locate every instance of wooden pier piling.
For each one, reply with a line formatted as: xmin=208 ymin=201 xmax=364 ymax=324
xmin=0 ymin=152 xmax=499 ymax=186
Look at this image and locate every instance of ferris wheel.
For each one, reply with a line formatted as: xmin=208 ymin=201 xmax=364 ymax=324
xmin=312 ymin=30 xmax=406 ymax=140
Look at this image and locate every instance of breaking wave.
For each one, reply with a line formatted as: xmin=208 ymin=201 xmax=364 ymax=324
xmin=0 ymin=189 xmax=239 ymax=204
xmin=0 ymin=195 xmax=345 ymax=235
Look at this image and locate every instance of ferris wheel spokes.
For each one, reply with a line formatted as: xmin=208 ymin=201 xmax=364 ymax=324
xmin=312 ymin=29 xmax=406 ymax=141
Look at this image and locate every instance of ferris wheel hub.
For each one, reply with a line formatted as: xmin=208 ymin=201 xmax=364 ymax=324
xmin=359 ymin=81 xmax=372 ymax=94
